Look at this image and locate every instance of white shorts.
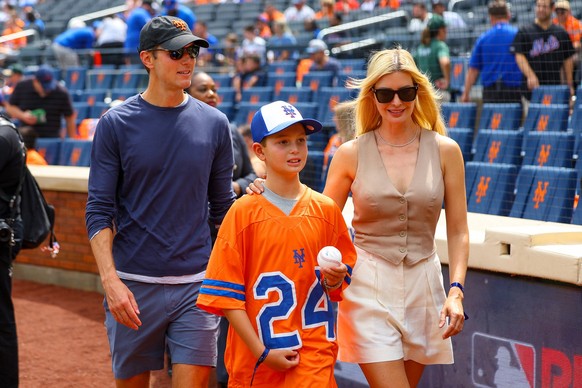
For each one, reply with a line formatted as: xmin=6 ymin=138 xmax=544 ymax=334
xmin=337 ymin=246 xmax=453 ymax=365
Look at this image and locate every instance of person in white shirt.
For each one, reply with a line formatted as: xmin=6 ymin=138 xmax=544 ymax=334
xmin=284 ymin=0 xmax=316 ymax=22
xmin=409 ymin=1 xmax=432 ymax=32
xmin=432 ymin=0 xmax=467 ymax=29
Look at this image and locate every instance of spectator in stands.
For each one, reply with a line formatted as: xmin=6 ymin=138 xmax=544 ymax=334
xmin=232 ymin=53 xmax=266 ymax=103
xmin=306 ymin=38 xmax=342 ymax=84
xmin=22 ymin=5 xmax=44 ymax=41
xmin=20 ymin=125 xmax=47 ymax=165
xmin=261 ymin=4 xmax=286 ymax=27
xmin=326 ymin=12 xmax=350 ymax=48
xmin=267 ymin=20 xmax=298 ymax=62
xmin=95 ymin=14 xmax=127 ymax=67
xmin=323 ymin=100 xmax=355 ymax=178
xmin=414 ymin=15 xmax=451 ymax=100
xmin=238 ymin=123 xmax=266 ymax=178
xmin=511 ymin=0 xmax=576 ymax=98
xmin=6 ymin=66 xmax=75 ymax=139
xmin=431 ymin=0 xmax=467 ymax=29
xmin=284 ymin=0 xmax=316 ymax=22
xmin=378 ymin=0 xmax=401 ymax=9
xmin=461 ymin=0 xmax=524 ymax=103
xmin=408 ymin=1 xmax=432 ymax=32
xmin=51 ymin=19 xmax=95 ymax=69
xmin=552 ymin=0 xmax=581 ymax=86
xmin=304 ymin=18 xmax=321 ymax=38
xmin=255 ymin=15 xmax=272 ymax=39
xmin=240 ymin=24 xmax=267 ymax=64
xmin=1 ymin=64 xmax=24 ymax=100
xmin=335 ymin=0 xmax=360 ymax=14
xmin=214 ymin=32 xmax=239 ymax=68
xmin=1 ymin=14 xmax=26 ymax=51
xmin=124 ymin=0 xmax=157 ymax=65
xmin=360 ymin=0 xmax=378 ymax=12
xmin=315 ymin=0 xmax=336 ymax=19
xmin=193 ymin=21 xmax=218 ymax=67
xmin=162 ymin=0 xmax=196 ymax=30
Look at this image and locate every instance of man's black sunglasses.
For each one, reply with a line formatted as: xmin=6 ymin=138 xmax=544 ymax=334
xmin=148 ymin=46 xmax=200 ymax=60
xmin=372 ymin=85 xmax=419 ymax=103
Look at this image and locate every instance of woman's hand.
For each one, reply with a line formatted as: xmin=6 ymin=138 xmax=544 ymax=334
xmin=439 ymin=288 xmax=465 ymax=339
xmin=245 ymin=177 xmax=266 ymax=195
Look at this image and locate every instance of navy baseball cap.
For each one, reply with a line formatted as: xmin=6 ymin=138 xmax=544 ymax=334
xmin=251 ymin=101 xmax=322 ymax=143
xmin=35 ymin=65 xmax=56 ymax=92
xmin=138 ymin=16 xmax=208 ymax=52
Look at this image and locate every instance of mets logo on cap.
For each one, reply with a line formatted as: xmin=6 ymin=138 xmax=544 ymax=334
xmin=251 ymin=100 xmax=323 ymax=143
xmin=172 ymin=20 xmax=187 ymax=31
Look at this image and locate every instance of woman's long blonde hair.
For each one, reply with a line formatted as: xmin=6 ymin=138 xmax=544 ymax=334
xmin=346 ymin=47 xmax=447 ymax=137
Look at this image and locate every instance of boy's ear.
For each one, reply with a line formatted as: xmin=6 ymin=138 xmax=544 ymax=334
xmin=253 ymin=142 xmax=266 ymax=161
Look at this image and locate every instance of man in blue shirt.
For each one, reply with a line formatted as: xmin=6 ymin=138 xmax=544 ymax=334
xmin=162 ymin=0 xmax=196 ymax=30
xmin=124 ymin=0 xmax=157 ymax=64
xmin=51 ymin=19 xmax=94 ymax=69
xmin=461 ymin=0 xmax=524 ymax=103
xmin=85 ymin=16 xmax=235 ymax=386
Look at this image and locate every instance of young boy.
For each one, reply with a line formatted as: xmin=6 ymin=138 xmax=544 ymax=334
xmin=197 ymin=100 xmax=357 ymax=387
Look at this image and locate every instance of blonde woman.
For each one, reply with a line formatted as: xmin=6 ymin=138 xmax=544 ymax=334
xmin=326 ymin=47 xmax=468 ymax=387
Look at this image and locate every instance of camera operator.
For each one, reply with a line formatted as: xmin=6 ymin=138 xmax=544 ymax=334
xmin=0 ymin=117 xmax=25 ymax=387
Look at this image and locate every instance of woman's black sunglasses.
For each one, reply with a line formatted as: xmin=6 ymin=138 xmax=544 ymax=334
xmin=148 ymin=46 xmax=200 ymax=60
xmin=372 ymin=85 xmax=418 ymax=103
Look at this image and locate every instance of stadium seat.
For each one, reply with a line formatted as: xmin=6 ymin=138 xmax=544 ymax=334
xmin=73 ymin=102 xmax=91 ymax=124
xmin=300 ymin=150 xmax=325 ymax=192
xmin=233 ymin=102 xmax=263 ymax=126
xmin=337 ymin=58 xmax=366 ymax=73
xmin=530 ymin=85 xmax=570 ymax=106
xmin=73 ymin=90 xmax=107 ymax=106
xmin=572 ymin=204 xmax=582 ymax=225
xmin=87 ymin=68 xmax=115 ymax=90
xmin=448 ymin=127 xmax=474 ymax=162
xmin=110 ymin=88 xmax=137 ymax=102
xmin=209 ymin=73 xmax=233 ymax=89
xmin=241 ymin=87 xmax=273 ymax=104
xmin=441 ymin=102 xmax=477 ymax=130
xmin=449 ymin=56 xmax=469 ymax=94
xmin=509 ymin=166 xmax=577 ymax=223
xmin=337 ymin=70 xmax=367 ymax=89
xmin=522 ymin=131 xmax=575 ymax=168
xmin=472 ymin=129 xmax=523 ymax=165
xmin=36 ymin=138 xmax=62 ymax=165
xmin=217 ymin=102 xmax=235 ymax=122
xmin=58 ymin=139 xmax=92 ymax=167
xmin=465 ymin=162 xmax=518 ymax=216
xmin=64 ymin=66 xmax=87 ymax=92
xmin=218 ymin=87 xmax=236 ymax=106
xmin=478 ymin=103 xmax=522 ymax=131
xmin=266 ymin=72 xmax=298 ymax=96
xmin=267 ymin=60 xmax=298 ymax=74
xmin=522 ymin=103 xmax=569 ymax=134
xmin=112 ymin=68 xmax=145 ymax=90
xmin=275 ymin=87 xmax=312 ymax=103
xmin=302 ymin=71 xmax=335 ymax=94
xmin=88 ymin=102 xmax=110 ymax=119
xmin=316 ymin=87 xmax=353 ymax=127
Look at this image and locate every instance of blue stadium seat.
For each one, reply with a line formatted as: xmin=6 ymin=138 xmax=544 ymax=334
xmin=110 ymin=88 xmax=137 ymax=102
xmin=276 ymin=87 xmax=312 ymax=103
xmin=267 ymin=60 xmax=298 ymax=74
xmin=241 ymin=87 xmax=273 ymax=104
xmin=218 ymin=87 xmax=236 ymax=106
xmin=233 ymin=102 xmax=263 ymax=126
xmin=216 ymin=102 xmax=235 ymax=122
xmin=472 ymin=129 xmax=523 ymax=165
xmin=337 ymin=70 xmax=367 ymax=89
xmin=449 ymin=56 xmax=469 ymax=93
xmin=337 ymin=58 xmax=366 ymax=73
xmin=36 ymin=138 xmax=62 ymax=165
xmin=64 ymin=66 xmax=86 ymax=91
xmin=302 ymin=71 xmax=335 ymax=94
xmin=530 ymin=85 xmax=570 ymax=106
xmin=112 ymin=69 xmax=145 ymax=90
xmin=300 ymin=150 xmax=325 ymax=192
xmin=73 ymin=102 xmax=91 ymax=123
xmin=58 ymin=139 xmax=92 ymax=167
xmin=87 ymin=68 xmax=115 ymax=90
xmin=447 ymin=127 xmax=474 ymax=162
xmin=522 ymin=103 xmax=569 ymax=134
xmin=572 ymin=204 xmax=582 ymax=225
xmin=465 ymin=162 xmax=518 ymax=216
xmin=73 ymin=90 xmax=107 ymax=106
xmin=441 ymin=102 xmax=477 ymax=130
xmin=88 ymin=102 xmax=110 ymax=119
xmin=478 ymin=103 xmax=522 ymax=131
xmin=316 ymin=87 xmax=353 ymax=127
xmin=509 ymin=166 xmax=577 ymax=223
xmin=522 ymin=131 xmax=575 ymax=168
xmin=293 ymin=102 xmax=318 ymax=120
xmin=266 ymin=72 xmax=298 ymax=96
xmin=209 ymin=73 xmax=233 ymax=89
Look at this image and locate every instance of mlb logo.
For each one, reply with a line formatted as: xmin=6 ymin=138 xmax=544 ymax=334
xmin=472 ymin=332 xmax=536 ymax=388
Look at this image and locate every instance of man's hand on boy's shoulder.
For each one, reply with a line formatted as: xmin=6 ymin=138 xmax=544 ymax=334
xmin=246 ymin=177 xmax=266 ymax=195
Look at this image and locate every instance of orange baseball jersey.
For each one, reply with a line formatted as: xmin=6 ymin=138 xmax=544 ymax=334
xmin=197 ymin=186 xmax=356 ymax=388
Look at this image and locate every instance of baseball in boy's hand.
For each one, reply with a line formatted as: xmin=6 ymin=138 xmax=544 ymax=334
xmin=317 ymin=246 xmax=342 ymax=268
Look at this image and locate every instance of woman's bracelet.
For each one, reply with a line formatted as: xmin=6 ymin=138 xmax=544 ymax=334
xmin=323 ymin=277 xmax=342 ymax=290
xmin=450 ymin=282 xmax=464 ymax=293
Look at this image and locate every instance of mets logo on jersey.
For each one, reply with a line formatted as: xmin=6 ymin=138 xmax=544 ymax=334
xmin=472 ymin=332 xmax=536 ymax=387
xmin=172 ymin=20 xmax=188 ymax=31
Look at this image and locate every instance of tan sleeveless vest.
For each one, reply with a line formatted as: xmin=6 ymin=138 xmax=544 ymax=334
xmin=351 ymin=129 xmax=444 ymax=265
